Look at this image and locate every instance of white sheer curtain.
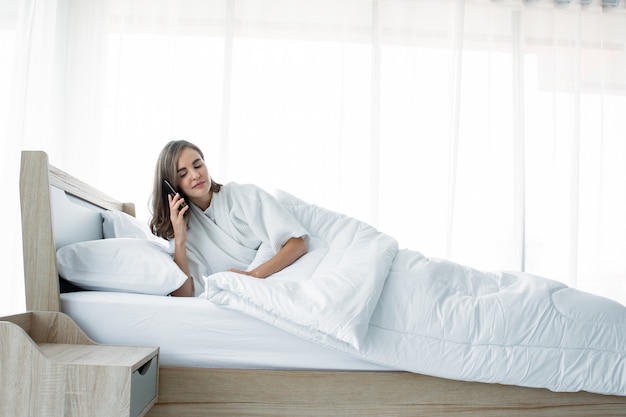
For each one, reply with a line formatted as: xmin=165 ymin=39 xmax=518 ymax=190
xmin=2 ymin=0 xmax=625 ymax=315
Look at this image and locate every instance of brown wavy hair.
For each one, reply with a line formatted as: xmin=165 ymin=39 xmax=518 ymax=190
xmin=150 ymin=140 xmax=221 ymax=239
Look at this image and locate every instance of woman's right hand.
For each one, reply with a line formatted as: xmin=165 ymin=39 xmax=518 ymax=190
xmin=168 ymin=193 xmax=189 ymax=242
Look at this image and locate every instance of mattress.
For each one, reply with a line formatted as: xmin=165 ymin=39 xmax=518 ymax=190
xmin=60 ymin=291 xmax=391 ymax=371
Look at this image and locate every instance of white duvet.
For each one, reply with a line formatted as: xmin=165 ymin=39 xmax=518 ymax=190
xmin=204 ymin=190 xmax=626 ymax=396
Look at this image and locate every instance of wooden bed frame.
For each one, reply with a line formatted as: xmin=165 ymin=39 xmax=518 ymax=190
xmin=17 ymin=150 xmax=626 ymax=416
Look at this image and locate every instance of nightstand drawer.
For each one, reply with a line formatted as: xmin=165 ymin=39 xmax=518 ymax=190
xmin=131 ymin=355 xmax=159 ymax=417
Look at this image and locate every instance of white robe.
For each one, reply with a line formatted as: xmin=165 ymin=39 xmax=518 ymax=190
xmin=179 ymin=183 xmax=309 ymax=295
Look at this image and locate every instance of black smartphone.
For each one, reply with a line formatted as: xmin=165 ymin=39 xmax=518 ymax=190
xmin=162 ymin=179 xmax=189 ymax=216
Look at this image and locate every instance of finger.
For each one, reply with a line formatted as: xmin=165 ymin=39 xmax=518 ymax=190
xmin=168 ymin=194 xmax=179 ymax=211
xmin=173 ymin=197 xmax=186 ymax=212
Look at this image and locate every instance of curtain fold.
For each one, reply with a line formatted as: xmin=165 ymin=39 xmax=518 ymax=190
xmin=2 ymin=0 xmax=625 ymax=315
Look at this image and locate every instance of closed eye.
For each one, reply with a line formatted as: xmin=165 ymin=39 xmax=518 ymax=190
xmin=177 ymin=158 xmax=203 ymax=178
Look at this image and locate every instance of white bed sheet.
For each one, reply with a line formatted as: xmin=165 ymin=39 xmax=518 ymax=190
xmin=60 ymin=291 xmax=391 ymax=371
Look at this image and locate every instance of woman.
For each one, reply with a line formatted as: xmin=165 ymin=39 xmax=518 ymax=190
xmin=150 ymin=140 xmax=308 ymax=297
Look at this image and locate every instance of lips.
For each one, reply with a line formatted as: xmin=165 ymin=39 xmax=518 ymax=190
xmin=192 ymin=180 xmax=205 ymax=189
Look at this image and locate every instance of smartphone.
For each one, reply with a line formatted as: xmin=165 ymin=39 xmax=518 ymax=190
xmin=162 ymin=179 xmax=189 ymax=216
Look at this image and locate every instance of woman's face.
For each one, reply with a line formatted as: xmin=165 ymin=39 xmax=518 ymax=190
xmin=175 ymin=146 xmax=212 ymax=204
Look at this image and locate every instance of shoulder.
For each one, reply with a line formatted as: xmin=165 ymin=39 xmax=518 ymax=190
xmin=223 ymin=182 xmax=271 ymax=201
xmin=218 ymin=182 xmax=274 ymax=210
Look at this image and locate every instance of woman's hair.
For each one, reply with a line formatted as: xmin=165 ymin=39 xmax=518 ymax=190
xmin=150 ymin=140 xmax=222 ymax=239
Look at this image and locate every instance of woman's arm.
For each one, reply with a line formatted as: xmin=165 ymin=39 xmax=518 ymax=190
xmin=170 ymin=274 xmax=194 ymax=296
xmin=230 ymin=237 xmax=308 ymax=279
xmin=168 ymin=193 xmax=195 ymax=297
xmin=169 ymin=237 xmax=195 ymax=297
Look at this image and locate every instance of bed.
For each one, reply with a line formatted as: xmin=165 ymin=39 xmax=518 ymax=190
xmin=17 ymin=150 xmax=626 ymax=416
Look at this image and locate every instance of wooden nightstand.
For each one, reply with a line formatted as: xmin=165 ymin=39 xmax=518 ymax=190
xmin=0 ymin=311 xmax=159 ymax=417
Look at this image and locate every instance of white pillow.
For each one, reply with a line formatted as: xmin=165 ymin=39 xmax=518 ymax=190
xmin=57 ymin=238 xmax=187 ymax=295
xmin=102 ymin=210 xmax=169 ymax=248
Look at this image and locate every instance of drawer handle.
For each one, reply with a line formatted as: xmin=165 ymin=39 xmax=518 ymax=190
xmin=136 ymin=359 xmax=153 ymax=376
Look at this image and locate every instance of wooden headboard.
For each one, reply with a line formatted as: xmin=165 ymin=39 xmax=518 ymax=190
xmin=19 ymin=151 xmax=135 ymax=312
